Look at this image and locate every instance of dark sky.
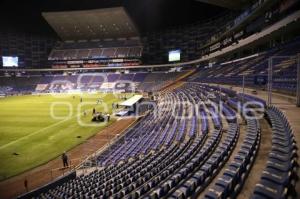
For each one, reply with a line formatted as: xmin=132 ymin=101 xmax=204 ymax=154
xmin=0 ymin=0 xmax=226 ymax=37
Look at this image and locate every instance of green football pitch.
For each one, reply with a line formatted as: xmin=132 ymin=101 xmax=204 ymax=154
xmin=0 ymin=93 xmax=131 ymax=180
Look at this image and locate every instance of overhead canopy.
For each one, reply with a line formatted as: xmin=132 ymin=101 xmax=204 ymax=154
xmin=120 ymin=95 xmax=143 ymax=107
xmin=194 ymin=0 xmax=251 ymax=10
xmin=42 ymin=7 xmax=139 ymax=41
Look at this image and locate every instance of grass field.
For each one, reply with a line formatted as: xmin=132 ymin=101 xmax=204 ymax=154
xmin=0 ymin=92 xmax=131 ymax=180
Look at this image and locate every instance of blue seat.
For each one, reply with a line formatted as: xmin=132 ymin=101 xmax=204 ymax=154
xmin=172 ymin=187 xmax=187 ymax=199
xmin=266 ymin=160 xmax=291 ymax=173
xmin=252 ymin=179 xmax=287 ymax=199
xmin=261 ymin=170 xmax=289 ymax=186
xmin=215 ymin=174 xmax=234 ymax=194
xmin=149 ymin=191 xmax=159 ymax=199
xmin=204 ymin=185 xmax=225 ymax=199
xmin=192 ymin=171 xmax=205 ymax=185
xmin=201 ymin=163 xmax=212 ymax=175
xmin=183 ymin=178 xmax=197 ymax=195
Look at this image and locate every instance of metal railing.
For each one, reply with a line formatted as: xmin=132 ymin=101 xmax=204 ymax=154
xmin=266 ymin=55 xmax=300 ymax=107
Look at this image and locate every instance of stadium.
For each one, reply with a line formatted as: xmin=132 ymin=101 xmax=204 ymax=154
xmin=0 ymin=0 xmax=300 ymax=198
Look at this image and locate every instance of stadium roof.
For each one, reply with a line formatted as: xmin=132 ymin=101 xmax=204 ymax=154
xmin=0 ymin=0 xmax=227 ymax=36
xmin=42 ymin=7 xmax=139 ymax=41
xmin=120 ymin=95 xmax=143 ymax=107
xmin=195 ymin=0 xmax=251 ymax=10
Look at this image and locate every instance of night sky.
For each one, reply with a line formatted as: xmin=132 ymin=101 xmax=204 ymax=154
xmin=0 ymin=0 xmax=226 ymax=37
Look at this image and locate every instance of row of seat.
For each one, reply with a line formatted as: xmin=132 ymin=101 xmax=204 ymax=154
xmin=98 ymin=93 xmax=180 ymax=165
xmin=38 ymin=143 xmax=180 ymax=199
xmin=168 ymin=124 xmax=239 ymax=199
xmin=251 ymin=106 xmax=298 ymax=199
xmin=98 ymin=85 xmax=207 ymax=166
xmin=114 ymin=135 xmax=208 ymax=198
xmin=204 ymin=118 xmax=261 ymax=199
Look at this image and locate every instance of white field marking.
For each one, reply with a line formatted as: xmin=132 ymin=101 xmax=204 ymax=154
xmin=0 ymin=99 xmax=117 ymax=150
xmin=0 ymin=117 xmax=72 ymax=150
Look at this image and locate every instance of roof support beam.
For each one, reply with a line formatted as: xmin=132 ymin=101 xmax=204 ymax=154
xmin=194 ymin=0 xmax=248 ymax=10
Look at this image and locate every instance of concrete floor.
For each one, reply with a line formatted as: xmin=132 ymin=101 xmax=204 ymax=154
xmin=199 ymin=109 xmax=274 ymax=199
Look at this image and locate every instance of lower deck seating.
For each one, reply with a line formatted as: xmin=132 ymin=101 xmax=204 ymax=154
xmin=168 ymin=124 xmax=239 ymax=199
xmin=251 ymin=106 xmax=298 ymax=199
xmin=205 ymin=119 xmax=261 ymax=199
xmin=19 ymin=83 xmax=298 ymax=199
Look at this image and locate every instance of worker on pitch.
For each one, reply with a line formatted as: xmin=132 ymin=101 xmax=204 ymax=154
xmin=62 ymin=152 xmax=69 ymax=168
xmin=106 ymin=113 xmax=110 ymax=122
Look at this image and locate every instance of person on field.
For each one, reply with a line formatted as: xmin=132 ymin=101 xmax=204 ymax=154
xmin=62 ymin=152 xmax=69 ymax=167
xmin=24 ymin=178 xmax=28 ymax=192
xmin=106 ymin=113 xmax=110 ymax=122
